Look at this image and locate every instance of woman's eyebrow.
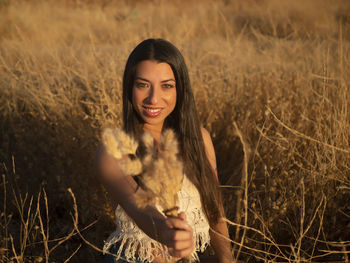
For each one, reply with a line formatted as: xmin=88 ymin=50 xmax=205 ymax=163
xmin=134 ymin=77 xmax=150 ymax=82
xmin=161 ymin=78 xmax=176 ymax=83
xmin=135 ymin=77 xmax=175 ymax=83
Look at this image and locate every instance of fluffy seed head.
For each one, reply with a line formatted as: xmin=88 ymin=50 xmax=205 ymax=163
xmin=136 ymin=129 xmax=183 ymax=216
xmin=102 ymin=128 xmax=139 ymax=159
xmin=119 ymin=158 xmax=143 ymax=176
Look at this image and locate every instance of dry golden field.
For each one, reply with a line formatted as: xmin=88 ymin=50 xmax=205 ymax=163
xmin=1 ymin=0 xmax=350 ymax=262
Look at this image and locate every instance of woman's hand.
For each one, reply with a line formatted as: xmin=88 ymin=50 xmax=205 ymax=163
xmin=96 ymin=144 xmax=194 ymax=261
xmin=158 ymin=212 xmax=195 ymax=259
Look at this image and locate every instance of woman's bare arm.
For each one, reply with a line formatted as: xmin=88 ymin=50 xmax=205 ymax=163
xmin=95 ymin=143 xmax=194 ymax=259
xmin=201 ymin=128 xmax=233 ymax=263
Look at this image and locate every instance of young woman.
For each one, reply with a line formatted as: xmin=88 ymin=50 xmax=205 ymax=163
xmin=96 ymin=39 xmax=233 ymax=263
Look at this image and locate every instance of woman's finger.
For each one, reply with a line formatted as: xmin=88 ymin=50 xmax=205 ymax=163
xmin=162 ymin=229 xmax=193 ymax=247
xmin=158 ymin=219 xmax=191 ymax=245
xmin=178 ymin=212 xmax=186 ymax=221
xmin=168 ymin=228 xmax=193 ymax=242
xmin=164 ymin=216 xmax=192 ymax=231
xmin=168 ymin=242 xmax=195 ymax=258
xmin=167 ymin=238 xmax=194 ymax=251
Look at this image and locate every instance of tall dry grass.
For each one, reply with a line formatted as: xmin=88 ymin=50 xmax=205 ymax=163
xmin=1 ymin=0 xmax=349 ymax=262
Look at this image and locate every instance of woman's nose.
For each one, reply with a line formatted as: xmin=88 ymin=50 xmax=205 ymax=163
xmin=146 ymin=86 xmax=159 ymax=105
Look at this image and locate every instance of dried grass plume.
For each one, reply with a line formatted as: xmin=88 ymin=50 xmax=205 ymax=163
xmin=101 ymin=127 xmax=184 ymax=216
xmin=102 ymin=127 xmax=142 ymax=175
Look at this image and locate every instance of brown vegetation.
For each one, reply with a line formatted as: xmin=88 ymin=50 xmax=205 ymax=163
xmin=1 ymin=0 xmax=349 ymax=262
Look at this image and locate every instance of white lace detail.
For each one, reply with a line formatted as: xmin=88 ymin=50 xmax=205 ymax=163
xmin=103 ymin=175 xmax=211 ymax=262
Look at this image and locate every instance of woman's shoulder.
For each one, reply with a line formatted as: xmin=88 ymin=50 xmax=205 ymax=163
xmin=95 ymin=143 xmax=113 ymax=176
xmin=94 ymin=143 xmax=128 ymax=181
xmin=200 ymin=126 xmax=218 ymax=175
xmin=200 ymin=126 xmax=214 ymax=151
xmin=200 ymin=126 xmax=211 ymax=141
xmin=95 ymin=143 xmax=128 ymax=163
xmin=95 ymin=143 xmax=111 ymax=166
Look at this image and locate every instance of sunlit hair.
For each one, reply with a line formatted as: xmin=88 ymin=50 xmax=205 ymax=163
xmin=122 ymin=38 xmax=222 ymax=224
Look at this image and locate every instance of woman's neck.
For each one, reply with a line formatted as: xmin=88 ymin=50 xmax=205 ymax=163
xmin=142 ymin=124 xmax=162 ymax=145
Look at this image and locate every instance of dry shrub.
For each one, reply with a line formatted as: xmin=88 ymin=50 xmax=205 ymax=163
xmin=1 ymin=0 xmax=349 ymax=262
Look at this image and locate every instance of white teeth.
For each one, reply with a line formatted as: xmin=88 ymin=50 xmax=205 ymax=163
xmin=145 ymin=107 xmax=161 ymax=113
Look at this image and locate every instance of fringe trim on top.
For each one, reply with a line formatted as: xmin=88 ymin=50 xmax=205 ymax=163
xmin=103 ymin=208 xmax=211 ymax=262
xmin=103 ymin=175 xmax=211 ymax=262
xmin=103 ymin=230 xmax=170 ymax=262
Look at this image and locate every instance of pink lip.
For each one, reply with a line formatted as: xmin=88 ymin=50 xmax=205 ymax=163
xmin=142 ymin=106 xmax=163 ymax=118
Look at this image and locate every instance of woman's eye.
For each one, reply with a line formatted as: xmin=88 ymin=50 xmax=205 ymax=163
xmin=162 ymin=84 xmax=175 ymax=89
xmin=136 ymin=82 xmax=149 ymax=88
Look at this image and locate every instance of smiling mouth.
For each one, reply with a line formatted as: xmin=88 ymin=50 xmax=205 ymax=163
xmin=142 ymin=106 xmax=163 ymax=117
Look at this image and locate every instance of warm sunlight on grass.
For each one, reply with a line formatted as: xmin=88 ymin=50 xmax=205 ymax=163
xmin=1 ymin=0 xmax=349 ymax=262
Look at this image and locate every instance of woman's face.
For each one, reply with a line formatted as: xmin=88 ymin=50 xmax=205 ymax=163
xmin=132 ymin=60 xmax=177 ymax=132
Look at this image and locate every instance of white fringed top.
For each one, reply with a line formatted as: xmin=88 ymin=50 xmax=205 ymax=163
xmin=103 ymin=175 xmax=211 ymax=262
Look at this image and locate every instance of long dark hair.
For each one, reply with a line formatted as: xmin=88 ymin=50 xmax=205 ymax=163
xmin=122 ymin=38 xmax=222 ymax=224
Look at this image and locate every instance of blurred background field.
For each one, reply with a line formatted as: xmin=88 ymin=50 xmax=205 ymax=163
xmin=1 ymin=0 xmax=350 ymax=262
